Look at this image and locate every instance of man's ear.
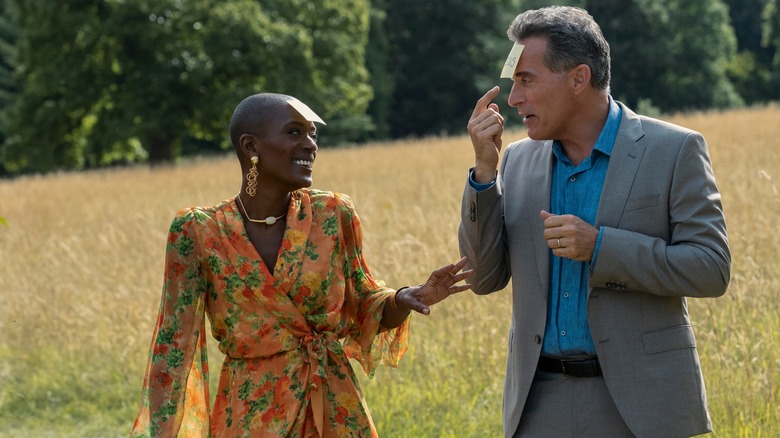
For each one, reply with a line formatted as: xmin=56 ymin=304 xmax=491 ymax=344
xmin=570 ymin=64 xmax=592 ymax=94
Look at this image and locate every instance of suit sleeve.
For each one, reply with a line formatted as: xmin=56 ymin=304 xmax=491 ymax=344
xmin=458 ymin=166 xmax=512 ymax=295
xmin=591 ymin=131 xmax=731 ymax=298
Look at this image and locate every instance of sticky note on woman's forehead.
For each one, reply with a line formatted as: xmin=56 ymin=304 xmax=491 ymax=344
xmin=500 ymin=42 xmax=525 ymax=79
xmin=287 ymin=97 xmax=326 ymax=125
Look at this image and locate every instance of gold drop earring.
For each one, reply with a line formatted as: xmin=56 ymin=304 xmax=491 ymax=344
xmin=245 ymin=156 xmax=259 ymax=197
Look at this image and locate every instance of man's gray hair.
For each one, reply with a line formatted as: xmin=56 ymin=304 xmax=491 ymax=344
xmin=508 ymin=6 xmax=611 ymax=92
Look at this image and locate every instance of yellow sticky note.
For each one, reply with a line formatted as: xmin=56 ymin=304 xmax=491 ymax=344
xmin=287 ymin=98 xmax=326 ymax=125
xmin=500 ymin=42 xmax=524 ymax=79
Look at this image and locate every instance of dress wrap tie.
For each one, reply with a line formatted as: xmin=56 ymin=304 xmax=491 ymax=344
xmin=300 ymin=331 xmax=342 ymax=437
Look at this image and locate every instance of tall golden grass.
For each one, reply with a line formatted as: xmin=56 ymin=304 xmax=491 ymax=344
xmin=0 ymin=105 xmax=778 ymax=437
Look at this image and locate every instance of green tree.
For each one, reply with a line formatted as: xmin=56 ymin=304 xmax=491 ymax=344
xmin=723 ymin=0 xmax=776 ymax=104
xmin=763 ymin=0 xmax=780 ymax=92
xmin=588 ymin=0 xmax=742 ymax=111
xmin=1 ymin=0 xmax=371 ymax=174
xmin=0 ymin=0 xmax=19 ymax=175
xmin=374 ymin=0 xmax=510 ymax=138
xmin=514 ymin=0 xmax=742 ymax=112
xmin=259 ymin=0 xmax=374 ymax=146
xmin=583 ymin=0 xmax=667 ymax=109
xmin=365 ymin=0 xmax=393 ymax=140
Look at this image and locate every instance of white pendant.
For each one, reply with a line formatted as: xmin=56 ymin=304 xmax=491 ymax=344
xmin=265 ymin=216 xmax=277 ymax=225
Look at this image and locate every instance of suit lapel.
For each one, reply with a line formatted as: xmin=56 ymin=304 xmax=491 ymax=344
xmin=529 ymin=142 xmax=553 ymax=294
xmin=596 ymin=103 xmax=646 ymax=229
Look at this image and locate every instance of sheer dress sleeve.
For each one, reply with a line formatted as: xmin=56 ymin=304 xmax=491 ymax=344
xmin=130 ymin=209 xmax=211 ymax=438
xmin=335 ymin=194 xmax=411 ymax=377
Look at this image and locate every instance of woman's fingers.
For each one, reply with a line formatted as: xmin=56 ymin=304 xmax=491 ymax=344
xmin=450 ymin=269 xmax=474 ymax=284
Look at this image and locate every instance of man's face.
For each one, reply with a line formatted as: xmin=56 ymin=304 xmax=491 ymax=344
xmin=507 ymin=37 xmax=576 ymax=141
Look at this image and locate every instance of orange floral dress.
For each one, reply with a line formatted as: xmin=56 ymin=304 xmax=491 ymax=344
xmin=130 ymin=189 xmax=410 ymax=437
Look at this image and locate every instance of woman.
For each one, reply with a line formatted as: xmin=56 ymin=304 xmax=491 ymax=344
xmin=130 ymin=93 xmax=473 ymax=437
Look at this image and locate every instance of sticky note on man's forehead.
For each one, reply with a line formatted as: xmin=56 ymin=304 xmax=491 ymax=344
xmin=287 ymin=98 xmax=326 ymax=125
xmin=500 ymin=42 xmax=525 ymax=79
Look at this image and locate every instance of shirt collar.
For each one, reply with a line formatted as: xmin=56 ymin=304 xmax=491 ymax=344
xmin=595 ymin=95 xmax=622 ymax=157
xmin=552 ymin=95 xmax=622 ymax=161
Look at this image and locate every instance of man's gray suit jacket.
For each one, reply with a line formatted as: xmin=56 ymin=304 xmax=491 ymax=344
xmin=458 ymin=102 xmax=731 ymax=438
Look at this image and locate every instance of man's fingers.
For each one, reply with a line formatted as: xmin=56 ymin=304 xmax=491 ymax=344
xmin=470 ymin=109 xmax=503 ymax=136
xmin=471 ymin=86 xmax=501 ymax=119
xmin=487 ymin=103 xmax=505 ymax=128
xmin=476 ymin=111 xmax=504 ymax=131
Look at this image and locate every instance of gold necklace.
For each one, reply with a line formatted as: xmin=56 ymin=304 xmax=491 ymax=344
xmin=236 ymin=195 xmax=286 ymax=225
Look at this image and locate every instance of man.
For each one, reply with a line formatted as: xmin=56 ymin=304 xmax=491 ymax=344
xmin=459 ymin=6 xmax=730 ymax=438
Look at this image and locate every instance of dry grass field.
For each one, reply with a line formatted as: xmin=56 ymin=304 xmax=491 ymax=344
xmin=0 ymin=104 xmax=778 ymax=437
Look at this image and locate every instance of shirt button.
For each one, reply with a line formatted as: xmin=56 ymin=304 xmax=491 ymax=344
xmin=563 ymin=292 xmax=569 ymax=298
xmin=561 ymin=331 xmax=567 ymax=336
xmin=569 ymin=176 xmax=576 ymax=182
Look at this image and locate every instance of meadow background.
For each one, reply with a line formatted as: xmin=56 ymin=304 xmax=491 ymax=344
xmin=0 ymin=105 xmax=778 ymax=437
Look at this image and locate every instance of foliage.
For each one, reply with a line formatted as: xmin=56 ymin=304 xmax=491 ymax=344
xmin=365 ymin=1 xmax=393 ymax=140
xmin=371 ymin=0 xmax=511 ymax=138
xmin=0 ymin=0 xmax=371 ymax=173
xmin=0 ymin=1 xmax=778 ymax=174
xmin=0 ymin=0 xmax=16 ymax=112
xmin=584 ymin=0 xmax=742 ymax=111
xmin=723 ymin=0 xmax=777 ymax=104
xmin=0 ymin=0 xmax=18 ymax=176
xmin=258 ymin=0 xmax=374 ymax=147
xmin=510 ymin=0 xmax=745 ymax=112
xmin=654 ymin=0 xmax=743 ymax=110
xmin=764 ymin=0 xmax=780 ymax=90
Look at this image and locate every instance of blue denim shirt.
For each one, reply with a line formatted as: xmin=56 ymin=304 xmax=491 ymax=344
xmin=469 ymin=97 xmax=622 ymax=357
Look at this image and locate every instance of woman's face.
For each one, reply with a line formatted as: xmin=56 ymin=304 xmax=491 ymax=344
xmin=251 ymin=104 xmax=319 ymax=191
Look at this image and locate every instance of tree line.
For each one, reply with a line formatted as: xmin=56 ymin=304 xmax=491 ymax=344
xmin=0 ymin=0 xmax=778 ymax=176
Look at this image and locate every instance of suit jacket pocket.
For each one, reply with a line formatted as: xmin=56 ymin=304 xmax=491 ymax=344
xmin=508 ymin=327 xmax=514 ymax=352
xmin=642 ymin=324 xmax=696 ymax=354
xmin=624 ymin=194 xmax=659 ymax=212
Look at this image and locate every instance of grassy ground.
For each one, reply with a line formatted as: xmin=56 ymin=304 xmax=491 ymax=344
xmin=0 ymin=105 xmax=778 ymax=437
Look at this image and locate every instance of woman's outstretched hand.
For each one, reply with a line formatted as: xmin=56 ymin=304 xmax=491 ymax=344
xmin=398 ymin=256 xmax=474 ymax=315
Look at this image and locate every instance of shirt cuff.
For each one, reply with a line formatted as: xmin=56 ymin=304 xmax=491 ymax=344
xmin=468 ymin=168 xmax=496 ymax=192
xmin=591 ymin=226 xmax=604 ymax=265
